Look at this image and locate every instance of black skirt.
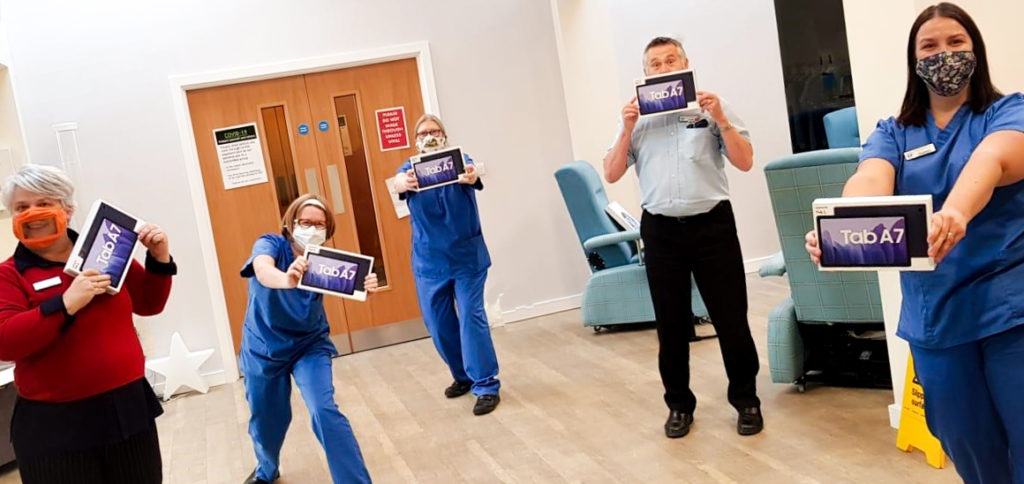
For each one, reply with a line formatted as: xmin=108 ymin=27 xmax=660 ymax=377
xmin=10 ymin=378 xmax=164 ymax=460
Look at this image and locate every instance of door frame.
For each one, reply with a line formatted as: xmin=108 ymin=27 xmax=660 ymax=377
xmin=169 ymin=42 xmax=440 ymax=384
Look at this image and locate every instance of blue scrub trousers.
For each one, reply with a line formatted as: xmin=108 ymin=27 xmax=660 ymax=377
xmin=414 ymin=268 xmax=500 ymax=396
xmin=243 ymin=348 xmax=371 ymax=484
xmin=911 ymin=323 xmax=1024 ymax=484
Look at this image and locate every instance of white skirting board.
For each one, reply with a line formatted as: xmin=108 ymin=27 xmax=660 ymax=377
xmin=743 ymin=255 xmax=775 ymax=274
xmin=500 ymin=293 xmax=583 ymax=325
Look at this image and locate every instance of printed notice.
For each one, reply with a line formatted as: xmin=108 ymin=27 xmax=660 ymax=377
xmin=375 ymin=107 xmax=409 ymax=152
xmin=213 ymin=123 xmax=269 ymax=190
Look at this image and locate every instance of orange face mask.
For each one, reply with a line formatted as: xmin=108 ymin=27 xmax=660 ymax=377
xmin=13 ymin=206 xmax=68 ymax=249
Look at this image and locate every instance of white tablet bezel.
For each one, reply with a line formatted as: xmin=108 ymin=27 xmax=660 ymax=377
xmin=634 ymin=69 xmax=700 ymax=118
xmin=813 ymin=195 xmax=934 ymax=272
xmin=64 ymin=199 xmax=145 ymax=294
xmin=410 ymin=146 xmax=466 ymax=191
xmin=297 ymin=245 xmax=374 ymax=301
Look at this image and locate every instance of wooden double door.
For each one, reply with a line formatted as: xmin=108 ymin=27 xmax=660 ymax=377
xmin=187 ymin=58 xmax=427 ymax=354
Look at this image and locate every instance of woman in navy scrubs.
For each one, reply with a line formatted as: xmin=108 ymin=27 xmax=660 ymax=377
xmin=240 ymin=195 xmax=377 ymax=484
xmin=807 ymin=4 xmax=1024 ymax=482
xmin=394 ymin=114 xmax=501 ymax=416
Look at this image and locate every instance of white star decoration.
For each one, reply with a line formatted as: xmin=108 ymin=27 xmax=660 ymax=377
xmin=145 ymin=332 xmax=214 ymax=401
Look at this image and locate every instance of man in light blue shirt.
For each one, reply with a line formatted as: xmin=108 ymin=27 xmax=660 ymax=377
xmin=604 ymin=37 xmax=763 ymax=439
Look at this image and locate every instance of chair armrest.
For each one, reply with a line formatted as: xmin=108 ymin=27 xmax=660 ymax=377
xmin=583 ymin=231 xmax=642 ymax=251
xmin=758 ymin=251 xmax=787 ymax=278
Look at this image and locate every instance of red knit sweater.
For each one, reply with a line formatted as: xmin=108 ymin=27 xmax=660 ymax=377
xmin=0 ymin=245 xmax=174 ymax=403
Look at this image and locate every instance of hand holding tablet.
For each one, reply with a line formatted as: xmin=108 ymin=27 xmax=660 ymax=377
xmin=137 ymin=224 xmax=171 ymax=263
xmin=63 ymin=270 xmax=112 ymax=315
xmin=926 ymin=208 xmax=969 ymax=263
xmin=459 ymin=164 xmax=479 ymax=185
xmin=285 ymin=256 xmax=309 ymax=288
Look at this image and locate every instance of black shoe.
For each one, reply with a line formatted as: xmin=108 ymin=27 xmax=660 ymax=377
xmin=445 ymin=380 xmax=473 ymax=398
xmin=664 ymin=410 xmax=694 ymax=438
xmin=243 ymin=469 xmax=278 ymax=484
xmin=473 ymin=394 xmax=500 ymax=415
xmin=737 ymin=407 xmax=764 ymax=436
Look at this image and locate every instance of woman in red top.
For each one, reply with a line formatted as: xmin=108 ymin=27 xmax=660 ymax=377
xmin=0 ymin=164 xmax=176 ymax=483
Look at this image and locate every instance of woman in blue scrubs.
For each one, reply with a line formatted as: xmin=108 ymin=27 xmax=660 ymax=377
xmin=239 ymin=194 xmax=377 ymax=484
xmin=806 ymin=4 xmax=1024 ymax=482
xmin=394 ymin=114 xmax=501 ymax=416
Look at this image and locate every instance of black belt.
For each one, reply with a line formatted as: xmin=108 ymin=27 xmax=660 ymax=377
xmin=644 ymin=200 xmax=730 ymax=223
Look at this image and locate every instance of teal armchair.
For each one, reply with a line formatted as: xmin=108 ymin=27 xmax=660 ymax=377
xmin=760 ymin=148 xmax=885 ymax=389
xmin=554 ymin=161 xmax=708 ymax=332
xmin=822 ymin=106 xmax=859 ymax=149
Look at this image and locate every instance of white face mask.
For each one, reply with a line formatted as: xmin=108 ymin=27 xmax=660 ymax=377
xmin=291 ymin=225 xmax=327 ymax=248
xmin=416 ymin=134 xmax=448 ymax=153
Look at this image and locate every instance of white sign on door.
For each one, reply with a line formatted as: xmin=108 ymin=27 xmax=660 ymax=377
xmin=213 ymin=123 xmax=269 ymax=190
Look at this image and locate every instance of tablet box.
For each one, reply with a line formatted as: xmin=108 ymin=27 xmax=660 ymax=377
xmin=64 ymin=200 xmax=145 ymax=294
xmin=297 ymin=245 xmax=374 ymax=301
xmin=635 ymin=69 xmax=699 ymax=118
xmin=411 ymin=146 xmax=466 ymax=191
xmin=813 ymin=195 xmax=934 ymax=271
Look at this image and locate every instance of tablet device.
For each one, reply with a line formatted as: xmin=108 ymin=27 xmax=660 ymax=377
xmin=634 ymin=69 xmax=699 ymax=117
xmin=65 ymin=200 xmax=145 ymax=294
xmin=813 ymin=195 xmax=934 ymax=271
xmin=411 ymin=146 xmax=466 ymax=191
xmin=297 ymin=245 xmax=374 ymax=301
xmin=605 ymin=201 xmax=640 ymax=231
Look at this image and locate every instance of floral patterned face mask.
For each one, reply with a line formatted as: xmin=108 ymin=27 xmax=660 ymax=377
xmin=915 ymin=50 xmax=976 ymax=97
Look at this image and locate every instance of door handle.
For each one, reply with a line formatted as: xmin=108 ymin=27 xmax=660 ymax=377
xmin=326 ymin=164 xmax=346 ymax=214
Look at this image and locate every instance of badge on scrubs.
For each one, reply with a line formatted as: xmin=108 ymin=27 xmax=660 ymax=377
xmin=297 ymin=245 xmax=374 ymax=301
xmin=904 ymin=143 xmax=936 ymax=161
xmin=812 ymin=195 xmax=936 ymax=272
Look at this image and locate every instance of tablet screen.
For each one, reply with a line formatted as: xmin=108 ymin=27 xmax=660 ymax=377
xmin=414 ymin=153 xmax=459 ymax=188
xmin=819 ymin=216 xmax=910 ymax=267
xmin=82 ymin=218 xmax=138 ymax=286
xmin=302 ymin=253 xmax=364 ymax=295
xmin=636 ymin=72 xmax=697 ymax=115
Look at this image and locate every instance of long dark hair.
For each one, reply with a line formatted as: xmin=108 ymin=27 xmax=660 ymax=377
xmin=897 ymin=2 xmax=1002 ymax=126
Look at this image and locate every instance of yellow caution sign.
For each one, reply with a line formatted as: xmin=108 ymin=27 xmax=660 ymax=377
xmin=896 ymin=354 xmax=947 ymax=469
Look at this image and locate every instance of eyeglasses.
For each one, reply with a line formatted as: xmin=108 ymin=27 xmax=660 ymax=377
xmin=294 ymin=219 xmax=327 ymax=230
xmin=416 ymin=129 xmax=443 ymax=139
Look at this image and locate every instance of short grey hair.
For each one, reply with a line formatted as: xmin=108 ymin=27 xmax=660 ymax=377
xmin=642 ymin=36 xmax=687 ymax=67
xmin=1 ymin=164 xmax=77 ymax=210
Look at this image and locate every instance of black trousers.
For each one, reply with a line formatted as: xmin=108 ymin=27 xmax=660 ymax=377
xmin=16 ymin=424 xmax=162 ymax=484
xmin=641 ymin=201 xmax=761 ymax=414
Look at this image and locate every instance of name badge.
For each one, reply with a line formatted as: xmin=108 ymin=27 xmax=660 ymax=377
xmin=904 ymin=143 xmax=936 ymax=160
xmin=33 ymin=276 xmax=61 ymax=292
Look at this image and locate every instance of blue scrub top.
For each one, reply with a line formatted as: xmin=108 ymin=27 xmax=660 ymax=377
xmin=860 ymin=93 xmax=1024 ymax=349
xmin=238 ymin=234 xmax=336 ymax=375
xmin=397 ymin=153 xmax=491 ymax=278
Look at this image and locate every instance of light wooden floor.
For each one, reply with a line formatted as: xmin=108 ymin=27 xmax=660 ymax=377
xmin=0 ymin=274 xmax=959 ymax=483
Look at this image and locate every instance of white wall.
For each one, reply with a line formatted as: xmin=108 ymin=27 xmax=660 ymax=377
xmin=0 ymin=4 xmax=28 ymax=170
xmin=1 ymin=0 xmax=585 ymax=380
xmin=599 ymin=0 xmax=790 ymax=266
xmin=844 ymin=0 xmax=1024 ymax=428
xmin=550 ymin=0 xmax=642 ymax=216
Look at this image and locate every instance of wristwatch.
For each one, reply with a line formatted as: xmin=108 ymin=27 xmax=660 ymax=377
xmin=719 ymin=120 xmax=735 ymax=131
